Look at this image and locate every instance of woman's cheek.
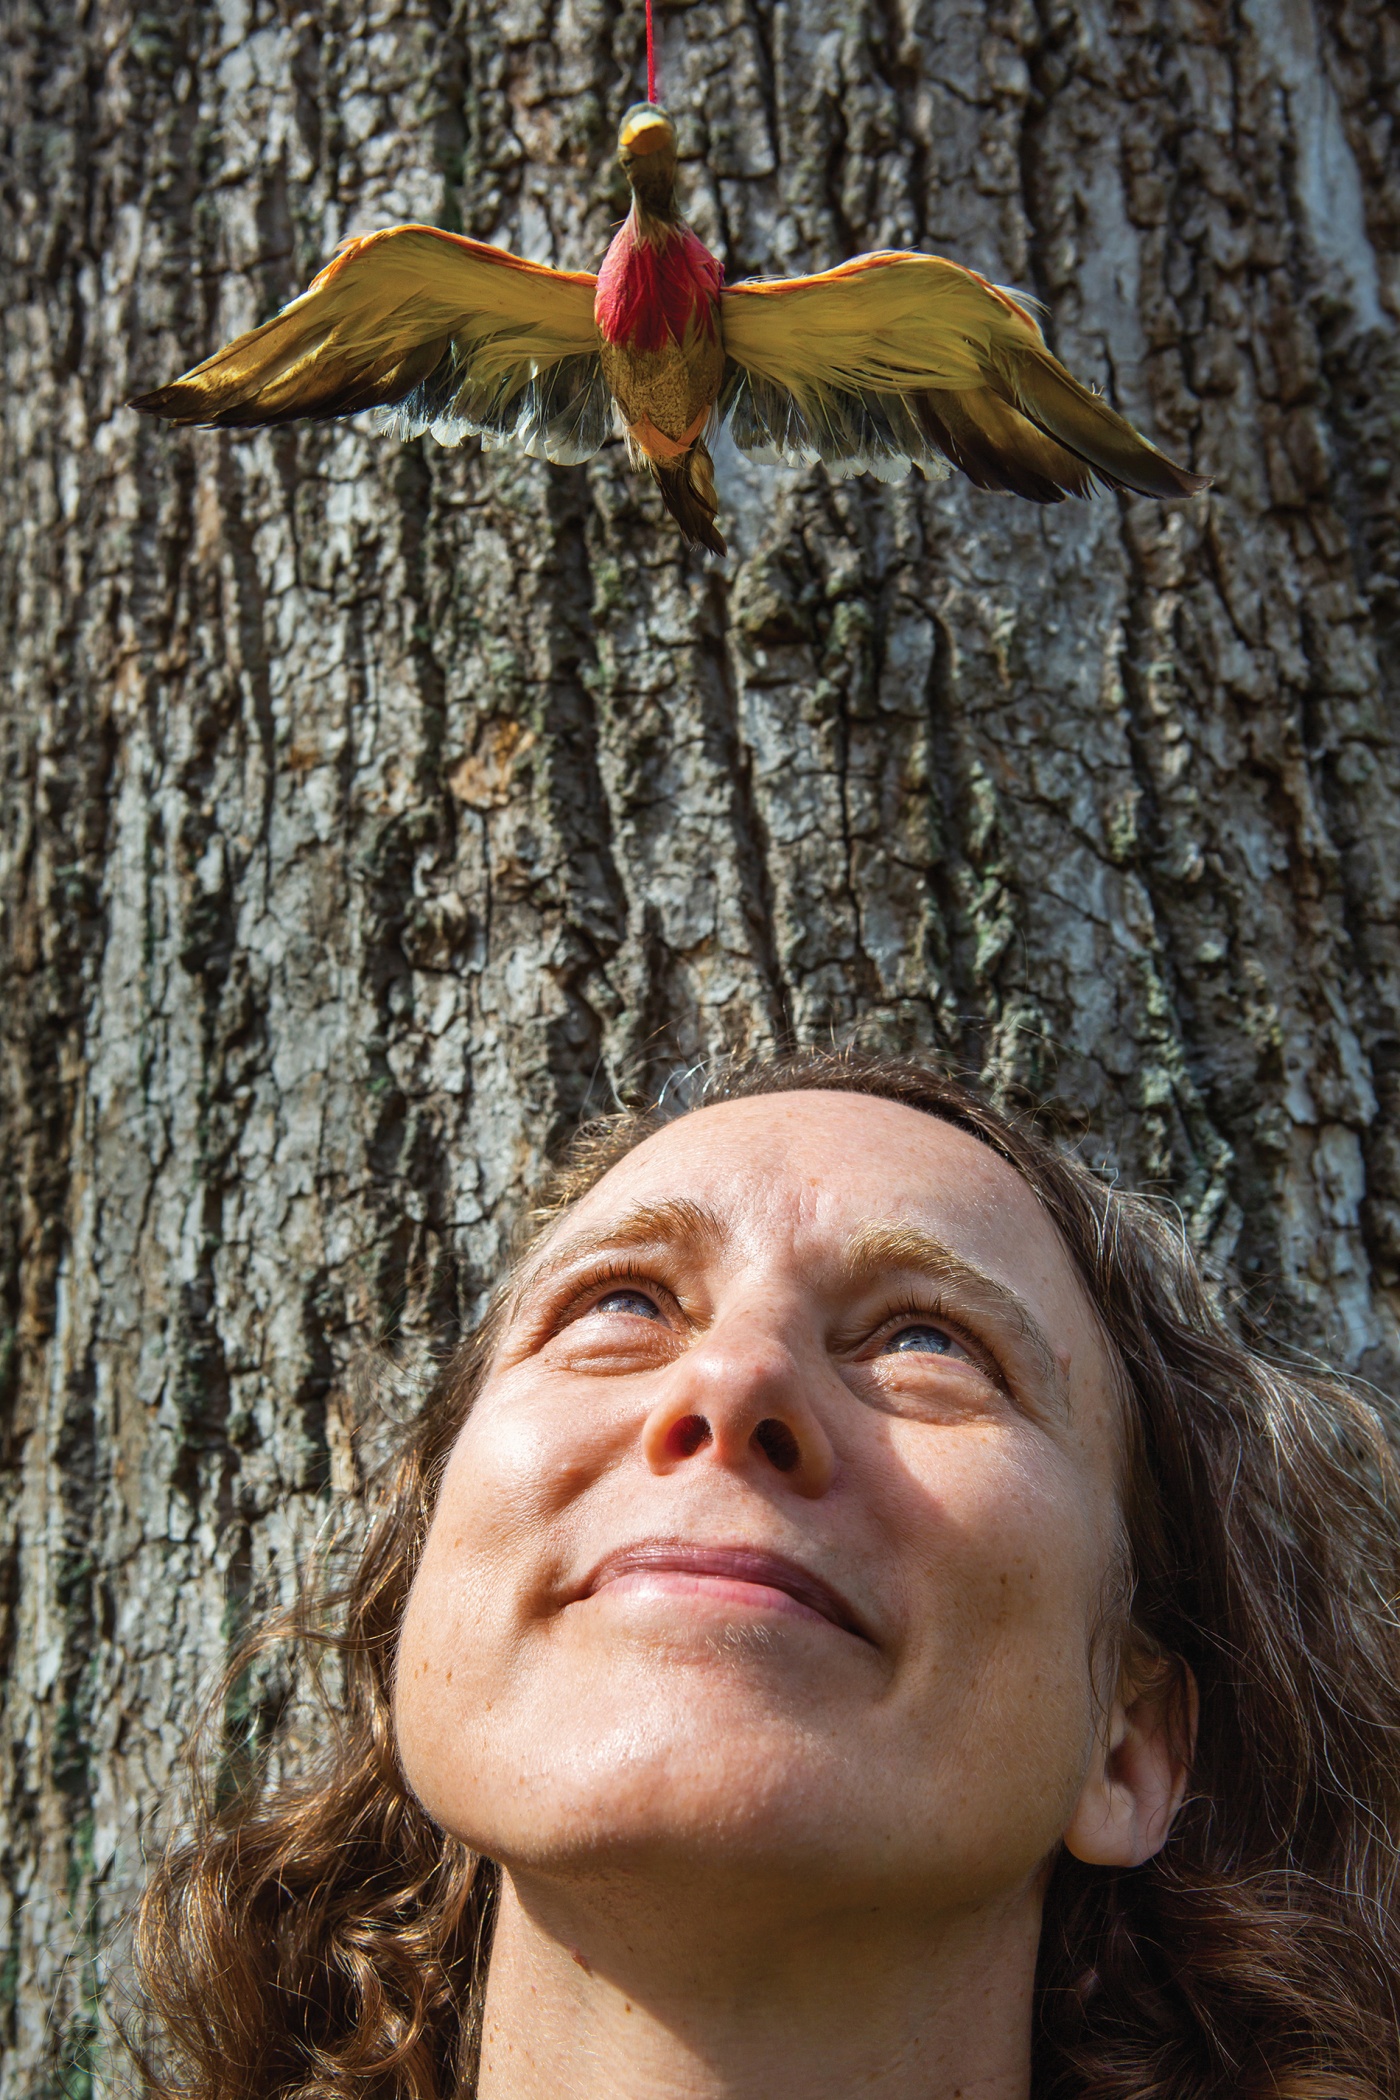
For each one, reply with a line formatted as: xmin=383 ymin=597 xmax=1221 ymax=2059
xmin=887 ymin=1418 xmax=1104 ymax=1672
xmin=395 ymin=1375 xmax=630 ymax=1774
xmin=901 ymin=1430 xmax=1105 ymax=1850
xmin=460 ymin=1362 xmax=643 ymax=1516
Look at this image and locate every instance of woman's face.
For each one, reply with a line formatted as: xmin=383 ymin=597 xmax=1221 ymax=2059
xmin=396 ymin=1092 xmax=1129 ymax=1915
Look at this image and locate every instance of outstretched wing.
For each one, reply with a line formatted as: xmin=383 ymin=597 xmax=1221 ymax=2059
xmin=719 ymin=253 xmax=1207 ymax=502
xmin=130 ymin=226 xmax=613 ymax=466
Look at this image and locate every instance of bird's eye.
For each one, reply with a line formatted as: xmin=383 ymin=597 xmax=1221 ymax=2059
xmin=591 ymin=1287 xmax=665 ymax=1322
xmin=881 ymin=1322 xmax=962 ymax=1356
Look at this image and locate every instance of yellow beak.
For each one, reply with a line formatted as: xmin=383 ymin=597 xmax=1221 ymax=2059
xmin=620 ymin=113 xmax=673 ymax=156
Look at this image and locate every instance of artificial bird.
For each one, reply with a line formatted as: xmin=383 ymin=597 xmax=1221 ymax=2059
xmin=131 ymin=103 xmax=1207 ymax=556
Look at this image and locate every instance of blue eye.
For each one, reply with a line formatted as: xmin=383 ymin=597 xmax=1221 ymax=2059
xmin=593 ymin=1288 xmax=664 ymax=1321
xmin=884 ymin=1323 xmax=958 ymax=1355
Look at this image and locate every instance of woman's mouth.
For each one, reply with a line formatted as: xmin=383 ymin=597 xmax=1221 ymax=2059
xmin=579 ymin=1541 xmax=873 ymax=1643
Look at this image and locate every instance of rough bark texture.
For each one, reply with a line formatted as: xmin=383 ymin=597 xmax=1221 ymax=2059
xmin=2 ymin=0 xmax=1398 ymax=2087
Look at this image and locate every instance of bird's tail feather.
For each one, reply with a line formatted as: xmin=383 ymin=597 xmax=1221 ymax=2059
xmin=651 ymin=440 xmax=726 ymax=555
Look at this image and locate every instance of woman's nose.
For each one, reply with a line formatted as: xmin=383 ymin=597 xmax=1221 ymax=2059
xmin=640 ymin=1323 xmax=836 ymax=1499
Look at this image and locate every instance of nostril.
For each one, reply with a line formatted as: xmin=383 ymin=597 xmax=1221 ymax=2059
xmin=752 ymin=1418 xmax=801 ymax=1473
xmin=667 ymin=1413 xmax=712 ymax=1459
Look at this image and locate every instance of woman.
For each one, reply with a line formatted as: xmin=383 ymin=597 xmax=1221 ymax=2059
xmin=137 ymin=1051 xmax=1400 ymax=2099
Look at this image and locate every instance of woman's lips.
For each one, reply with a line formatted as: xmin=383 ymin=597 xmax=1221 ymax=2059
xmin=580 ymin=1542 xmax=872 ymax=1643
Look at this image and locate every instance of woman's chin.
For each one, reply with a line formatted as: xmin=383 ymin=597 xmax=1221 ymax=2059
xmin=471 ymin=1773 xmax=877 ymax=1887
xmin=420 ymin=1684 xmax=886 ymax=1877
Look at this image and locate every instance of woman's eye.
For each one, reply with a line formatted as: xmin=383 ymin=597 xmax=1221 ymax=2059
xmin=590 ymin=1288 xmax=665 ymax=1322
xmin=880 ymin=1322 xmax=963 ymax=1357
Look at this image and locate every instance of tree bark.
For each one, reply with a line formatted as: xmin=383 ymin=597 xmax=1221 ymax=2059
xmin=2 ymin=0 xmax=1397 ymax=2086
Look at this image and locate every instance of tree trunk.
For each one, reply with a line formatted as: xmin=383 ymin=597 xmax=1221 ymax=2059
xmin=2 ymin=0 xmax=1397 ymax=2085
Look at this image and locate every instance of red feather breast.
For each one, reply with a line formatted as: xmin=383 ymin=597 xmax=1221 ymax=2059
xmin=595 ymin=220 xmax=722 ymax=353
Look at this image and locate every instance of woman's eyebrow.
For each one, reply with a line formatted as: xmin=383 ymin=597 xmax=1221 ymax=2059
xmin=509 ymin=1198 xmax=726 ymax=1311
xmin=843 ymin=1221 xmax=1066 ymax=1409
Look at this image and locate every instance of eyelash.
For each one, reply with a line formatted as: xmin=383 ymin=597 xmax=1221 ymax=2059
xmin=564 ymin=1263 xmax=675 ymax=1326
xmin=861 ymin=1301 xmax=1003 ymax=1382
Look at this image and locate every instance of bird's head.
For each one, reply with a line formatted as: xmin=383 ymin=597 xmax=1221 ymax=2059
xmin=617 ymin=103 xmax=679 ymax=221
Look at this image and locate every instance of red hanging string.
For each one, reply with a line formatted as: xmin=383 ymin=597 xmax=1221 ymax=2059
xmin=646 ymin=0 xmax=657 ymax=102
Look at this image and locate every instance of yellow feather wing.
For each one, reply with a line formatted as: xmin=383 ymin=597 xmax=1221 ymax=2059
xmin=131 ymin=226 xmax=612 ymax=464
xmin=720 ymin=253 xmax=1207 ymax=503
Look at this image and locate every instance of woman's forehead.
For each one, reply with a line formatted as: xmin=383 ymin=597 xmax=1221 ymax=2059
xmin=558 ymin=1092 xmax=1087 ymax=1317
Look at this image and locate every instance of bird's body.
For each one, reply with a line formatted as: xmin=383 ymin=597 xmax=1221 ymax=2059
xmin=595 ymin=215 xmax=723 ymax=359
xmin=594 ymin=139 xmax=728 ymax=545
xmin=132 ymin=103 xmax=1206 ymax=555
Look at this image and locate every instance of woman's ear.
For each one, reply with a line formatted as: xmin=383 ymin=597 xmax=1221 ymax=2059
xmin=1063 ymin=1655 xmax=1197 ymax=1868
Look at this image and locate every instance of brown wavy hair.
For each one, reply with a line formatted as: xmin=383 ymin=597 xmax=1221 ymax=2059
xmin=134 ymin=1050 xmax=1400 ymax=2099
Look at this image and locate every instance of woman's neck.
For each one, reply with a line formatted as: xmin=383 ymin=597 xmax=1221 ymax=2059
xmin=475 ymin=1869 xmax=1041 ymax=2100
